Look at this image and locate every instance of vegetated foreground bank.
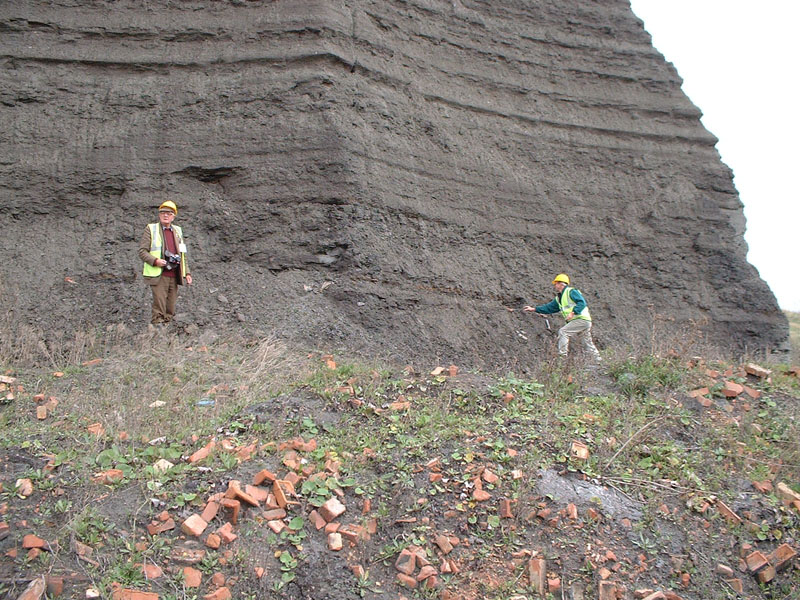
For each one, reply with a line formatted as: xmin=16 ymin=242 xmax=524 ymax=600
xmin=0 ymin=330 xmax=798 ymax=600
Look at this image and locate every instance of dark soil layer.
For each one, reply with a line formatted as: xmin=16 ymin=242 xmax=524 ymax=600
xmin=0 ymin=0 xmax=788 ymax=367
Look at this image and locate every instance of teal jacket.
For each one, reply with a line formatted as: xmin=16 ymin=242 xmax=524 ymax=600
xmin=535 ymin=287 xmax=588 ymax=317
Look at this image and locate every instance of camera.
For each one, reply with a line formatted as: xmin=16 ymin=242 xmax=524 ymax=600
xmin=164 ymin=250 xmax=181 ymax=270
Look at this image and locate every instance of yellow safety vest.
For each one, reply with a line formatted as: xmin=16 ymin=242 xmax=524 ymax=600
xmin=142 ymin=223 xmax=188 ymax=279
xmin=558 ymin=286 xmax=591 ymax=321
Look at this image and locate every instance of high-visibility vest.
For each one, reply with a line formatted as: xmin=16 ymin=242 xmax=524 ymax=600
xmin=558 ymin=286 xmax=591 ymax=321
xmin=142 ymin=223 xmax=187 ymax=279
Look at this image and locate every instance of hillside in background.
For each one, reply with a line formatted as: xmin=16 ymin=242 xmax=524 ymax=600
xmin=0 ymin=0 xmax=789 ymax=367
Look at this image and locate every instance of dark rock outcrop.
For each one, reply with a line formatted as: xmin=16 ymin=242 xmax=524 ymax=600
xmin=0 ymin=0 xmax=787 ymax=365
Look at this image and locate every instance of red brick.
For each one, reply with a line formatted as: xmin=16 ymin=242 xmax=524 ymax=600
xmin=394 ymin=548 xmax=416 ymax=574
xmin=319 ymin=497 xmax=346 ymax=522
xmin=499 ymin=498 xmax=513 ymax=519
xmin=724 ymin=578 xmax=743 ymax=592
xmin=324 ymin=521 xmax=340 ymax=533
xmin=528 ymin=557 xmax=546 ymax=593
xmin=482 ymin=468 xmax=499 ymax=484
xmin=228 ymin=480 xmax=259 ymax=506
xmin=340 ymin=524 xmax=365 ymax=544
xmin=252 ymin=469 xmax=277 ymax=486
xmin=45 ymin=576 xmax=64 ymax=597
xmin=716 ymin=500 xmax=742 ymax=525
xmin=756 ymin=564 xmax=777 ymax=583
xmin=769 ymin=543 xmax=797 ymax=571
xmin=183 ymin=566 xmax=202 ymax=587
xmin=203 ymin=588 xmax=231 ymax=600
xmin=272 ymin=480 xmax=289 ymax=508
xmin=93 ymin=469 xmax=124 ymax=484
xmin=435 ymin=535 xmax=453 ymax=555
xmin=22 ymin=534 xmax=47 ymax=549
xmin=141 ymin=563 xmax=163 ymax=579
xmin=181 ymin=514 xmax=208 ymax=537
xmin=220 ymin=498 xmax=240 ymax=524
xmin=216 ymin=522 xmax=237 ymax=544
xmin=267 ymin=520 xmax=286 ymax=533
xmin=472 ymin=488 xmax=491 ymax=502
xmin=722 ymin=381 xmax=743 ymax=398
xmin=688 ymin=387 xmax=709 ymax=398
xmin=263 ymin=508 xmax=287 ymax=521
xmin=308 ymin=509 xmax=326 ymax=530
xmin=245 ymin=484 xmax=269 ymax=503
xmin=598 ymin=581 xmax=617 ymax=600
xmin=188 ymin=441 xmax=215 ymax=463
xmin=570 ymin=441 xmax=590 ymax=460
xmin=396 ymin=573 xmax=417 ymax=588
xmin=327 ymin=532 xmax=343 ymax=551
xmin=752 ymin=480 xmax=773 ymax=494
xmin=776 ymin=482 xmax=800 ymax=504
xmin=744 ymin=363 xmax=771 ymax=378
xmin=548 ymin=578 xmax=561 ymax=594
xmin=745 ymin=550 xmax=769 ymax=572
xmin=715 ymin=564 xmax=734 ymax=577
xmin=743 ymin=385 xmax=761 ymax=399
xmin=201 ymin=501 xmax=220 ymax=523
xmin=284 ymin=472 xmax=301 ymax=488
xmin=416 ymin=565 xmax=437 ymax=581
xmin=205 ymin=533 xmax=221 ymax=549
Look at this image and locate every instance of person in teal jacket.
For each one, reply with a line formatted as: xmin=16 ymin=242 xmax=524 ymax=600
xmin=524 ymin=273 xmax=601 ymax=363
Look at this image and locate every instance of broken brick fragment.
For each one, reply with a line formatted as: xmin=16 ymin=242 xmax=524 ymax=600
xmin=327 ymin=532 xmax=343 ymax=551
xmin=252 ymin=469 xmax=277 ymax=486
xmin=721 ymin=380 xmax=743 ymax=398
xmin=183 ymin=567 xmax=202 ymax=587
xmin=499 ymin=498 xmax=513 ymax=519
xmin=203 ymin=588 xmax=231 ymax=600
xmin=472 ymin=488 xmax=491 ymax=502
xmin=181 ymin=514 xmax=208 ymax=537
xmin=527 ymin=557 xmax=546 ymax=593
xmin=188 ymin=440 xmax=215 ymax=463
xmin=220 ymin=498 xmax=241 ymax=524
xmin=435 ymin=535 xmax=453 ymax=555
xmin=22 ymin=534 xmax=47 ymax=549
xmin=395 ymin=548 xmax=417 ymax=574
xmin=319 ymin=496 xmax=346 ymax=522
xmin=768 ymin=543 xmax=797 ymax=571
xmin=716 ymin=500 xmax=742 ymax=525
xmin=744 ymin=550 xmax=769 ymax=572
xmin=201 ymin=501 xmax=220 ymax=523
xmin=216 ymin=522 xmax=237 ymax=544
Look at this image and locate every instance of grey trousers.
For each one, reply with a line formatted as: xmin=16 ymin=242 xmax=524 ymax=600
xmin=557 ymin=319 xmax=601 ymax=362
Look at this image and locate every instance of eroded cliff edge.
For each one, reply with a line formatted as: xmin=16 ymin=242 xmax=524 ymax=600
xmin=0 ymin=0 xmax=788 ymax=365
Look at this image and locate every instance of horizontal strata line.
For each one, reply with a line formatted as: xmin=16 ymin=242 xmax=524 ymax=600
xmin=4 ymin=21 xmax=682 ymax=90
xmin=1 ymin=51 xmax=714 ymax=147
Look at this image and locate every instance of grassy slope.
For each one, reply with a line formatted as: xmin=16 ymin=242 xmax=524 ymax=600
xmin=0 ymin=329 xmax=798 ymax=600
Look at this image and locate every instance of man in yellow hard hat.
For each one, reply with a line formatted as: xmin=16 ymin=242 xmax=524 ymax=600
xmin=138 ymin=201 xmax=192 ymax=326
xmin=524 ymin=273 xmax=601 ymax=364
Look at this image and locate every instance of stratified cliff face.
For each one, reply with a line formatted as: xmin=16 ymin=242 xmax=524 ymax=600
xmin=0 ymin=0 xmax=787 ymax=365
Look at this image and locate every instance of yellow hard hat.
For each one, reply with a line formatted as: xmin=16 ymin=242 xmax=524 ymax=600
xmin=552 ymin=273 xmax=570 ymax=285
xmin=158 ymin=201 xmax=178 ymax=215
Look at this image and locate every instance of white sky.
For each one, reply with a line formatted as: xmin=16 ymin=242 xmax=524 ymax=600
xmin=629 ymin=1 xmax=800 ymax=312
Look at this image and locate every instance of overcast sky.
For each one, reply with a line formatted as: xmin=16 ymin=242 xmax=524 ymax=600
xmin=629 ymin=1 xmax=800 ymax=312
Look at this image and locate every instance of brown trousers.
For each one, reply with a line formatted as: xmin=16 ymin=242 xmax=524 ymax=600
xmin=150 ymin=276 xmax=178 ymax=324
